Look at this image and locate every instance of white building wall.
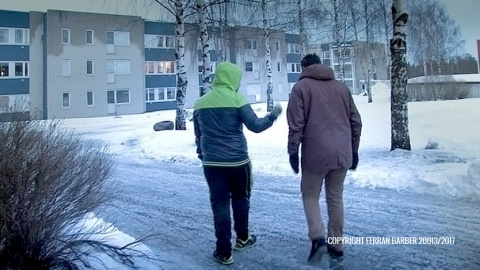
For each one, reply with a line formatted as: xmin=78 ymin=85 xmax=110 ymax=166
xmin=44 ymin=10 xmax=145 ymax=119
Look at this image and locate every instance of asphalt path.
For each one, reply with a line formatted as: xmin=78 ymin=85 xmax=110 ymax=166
xmin=97 ymin=159 xmax=480 ymax=270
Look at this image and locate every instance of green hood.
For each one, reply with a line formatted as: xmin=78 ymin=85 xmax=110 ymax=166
xmin=194 ymin=62 xmax=247 ymax=110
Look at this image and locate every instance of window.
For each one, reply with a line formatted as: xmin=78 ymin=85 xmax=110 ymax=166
xmin=15 ymin=29 xmax=23 ymax=44
xmin=116 ymin=90 xmax=129 ymax=103
xmin=86 ymin=30 xmax=94 ymax=45
xmin=0 ymin=28 xmax=29 ymax=45
xmin=15 ymin=62 xmax=23 ymax=76
xmin=198 ymin=62 xmax=216 ymax=74
xmin=144 ymin=34 xmax=175 ymax=48
xmin=0 ymin=96 xmax=9 ymax=112
xmin=277 ymin=62 xmax=281 ymax=72
xmin=62 ymin=92 xmax=70 ymax=108
xmin=86 ymin=60 xmax=94 ymax=75
xmin=344 ymin=48 xmax=351 ymax=58
xmin=107 ymin=31 xmax=130 ymax=46
xmin=0 ymin=62 xmax=28 ymax=78
xmin=61 ymin=60 xmax=71 ymax=76
xmin=144 ymin=61 xmax=175 ymax=74
xmin=246 ymin=84 xmax=260 ymax=96
xmin=288 ymin=63 xmax=301 ymax=73
xmin=146 ymin=88 xmax=155 ymax=101
xmin=0 ymin=94 xmax=29 ymax=113
xmin=0 ymin=63 xmax=9 ymax=77
xmin=166 ymin=87 xmax=175 ymax=99
xmin=87 ymin=91 xmax=94 ymax=106
xmin=246 ymin=39 xmax=257 ymax=50
xmin=107 ymin=60 xmax=130 ymax=75
xmin=0 ymin=29 xmax=8 ymax=44
xmin=322 ymin=50 xmax=330 ymax=59
xmin=245 ymin=62 xmax=253 ymax=72
xmin=62 ymin=28 xmax=70 ymax=44
xmin=146 ymin=62 xmax=155 ymax=74
xmin=107 ymin=89 xmax=130 ymax=104
xmin=276 ymin=41 xmax=280 ymax=51
xmin=287 ymin=43 xmax=300 ymax=54
xmin=145 ymin=87 xmax=176 ymax=102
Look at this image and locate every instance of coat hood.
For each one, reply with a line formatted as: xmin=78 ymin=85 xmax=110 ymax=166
xmin=299 ymin=64 xmax=335 ymax=81
xmin=211 ymin=62 xmax=243 ymax=92
xmin=194 ymin=62 xmax=247 ymax=110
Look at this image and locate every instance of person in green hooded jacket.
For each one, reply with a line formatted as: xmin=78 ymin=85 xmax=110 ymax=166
xmin=194 ymin=61 xmax=282 ymax=265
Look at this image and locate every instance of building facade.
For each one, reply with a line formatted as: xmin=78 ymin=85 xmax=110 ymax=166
xmin=310 ymin=41 xmax=388 ymax=94
xmin=0 ymin=10 xmax=30 ymax=120
xmin=0 ymin=9 xmax=303 ymax=120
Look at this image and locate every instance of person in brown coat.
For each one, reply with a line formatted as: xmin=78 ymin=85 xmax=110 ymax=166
xmin=287 ymin=53 xmax=362 ymax=261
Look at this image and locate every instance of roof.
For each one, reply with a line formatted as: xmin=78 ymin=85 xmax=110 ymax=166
xmin=408 ymin=74 xmax=480 ymax=84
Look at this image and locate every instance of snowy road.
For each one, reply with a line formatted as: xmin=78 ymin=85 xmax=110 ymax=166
xmin=97 ymin=159 xmax=480 ymax=270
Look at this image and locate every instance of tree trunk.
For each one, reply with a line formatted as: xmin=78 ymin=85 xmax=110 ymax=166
xmin=175 ymin=0 xmax=187 ymax=130
xmin=390 ymin=0 xmax=411 ymax=151
xmin=197 ymin=0 xmax=211 ymax=96
xmin=333 ymin=0 xmax=344 ymax=82
xmin=298 ymin=0 xmax=308 ymax=57
xmin=262 ymin=0 xmax=274 ymax=111
xmin=364 ymin=0 xmax=373 ymax=103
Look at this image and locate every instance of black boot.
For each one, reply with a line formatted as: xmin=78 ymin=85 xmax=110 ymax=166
xmin=327 ymin=244 xmax=344 ymax=258
xmin=307 ymin=238 xmax=326 ymax=262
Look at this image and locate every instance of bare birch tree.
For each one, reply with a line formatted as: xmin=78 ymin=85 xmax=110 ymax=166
xmin=152 ymin=0 xmax=195 ymax=130
xmin=408 ymin=0 xmax=463 ymax=76
xmin=261 ymin=0 xmax=274 ymax=111
xmin=196 ymin=0 xmax=212 ymax=96
xmin=390 ymin=0 xmax=411 ymax=151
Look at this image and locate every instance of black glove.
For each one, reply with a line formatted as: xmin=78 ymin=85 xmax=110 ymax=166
xmin=289 ymin=153 xmax=299 ymax=174
xmin=350 ymin=152 xmax=359 ymax=170
xmin=269 ymin=103 xmax=283 ymax=120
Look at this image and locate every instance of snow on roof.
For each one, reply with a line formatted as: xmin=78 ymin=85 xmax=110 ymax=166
xmin=408 ymin=74 xmax=480 ymax=84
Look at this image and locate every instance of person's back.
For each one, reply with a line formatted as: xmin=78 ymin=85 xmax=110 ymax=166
xmin=287 ymin=53 xmax=362 ymax=261
xmin=288 ymin=63 xmax=361 ymax=174
xmin=194 ymin=61 xmax=280 ymax=166
xmin=194 ymin=61 xmax=282 ymax=265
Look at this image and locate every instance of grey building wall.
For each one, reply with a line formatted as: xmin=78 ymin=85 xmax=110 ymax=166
xmin=44 ymin=10 xmax=145 ymax=119
xmin=230 ymin=27 xmax=291 ymax=105
xmin=29 ymin=11 xmax=44 ymax=119
xmin=352 ymin=41 xmax=388 ymax=94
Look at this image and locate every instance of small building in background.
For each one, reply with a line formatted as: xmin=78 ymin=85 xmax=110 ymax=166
xmin=408 ymin=74 xmax=480 ymax=101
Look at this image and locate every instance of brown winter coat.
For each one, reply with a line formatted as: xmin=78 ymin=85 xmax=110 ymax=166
xmin=287 ymin=64 xmax=362 ymax=174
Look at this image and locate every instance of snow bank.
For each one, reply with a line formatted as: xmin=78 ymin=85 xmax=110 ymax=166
xmin=62 ymin=96 xmax=480 ymax=201
xmin=74 ymin=213 xmax=160 ymax=270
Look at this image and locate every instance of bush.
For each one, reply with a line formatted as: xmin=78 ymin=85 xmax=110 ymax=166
xmin=0 ymin=120 xmax=142 ymax=269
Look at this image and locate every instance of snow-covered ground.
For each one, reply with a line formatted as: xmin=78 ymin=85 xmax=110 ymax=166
xmin=61 ymin=81 xmax=480 ymax=269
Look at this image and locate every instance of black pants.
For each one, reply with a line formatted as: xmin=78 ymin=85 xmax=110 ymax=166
xmin=204 ymin=162 xmax=252 ymax=256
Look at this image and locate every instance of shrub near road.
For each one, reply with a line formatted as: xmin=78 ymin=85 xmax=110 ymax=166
xmin=0 ymin=120 xmax=138 ymax=269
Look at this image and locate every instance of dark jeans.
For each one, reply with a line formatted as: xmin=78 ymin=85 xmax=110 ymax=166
xmin=204 ymin=162 xmax=252 ymax=256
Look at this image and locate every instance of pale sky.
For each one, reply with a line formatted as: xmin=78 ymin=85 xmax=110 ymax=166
xmin=1 ymin=0 xmax=479 ymax=61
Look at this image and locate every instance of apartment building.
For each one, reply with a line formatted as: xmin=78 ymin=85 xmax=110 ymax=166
xmin=311 ymin=41 xmax=388 ymax=94
xmin=0 ymin=10 xmax=30 ymax=120
xmin=0 ymin=9 xmax=302 ymax=120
